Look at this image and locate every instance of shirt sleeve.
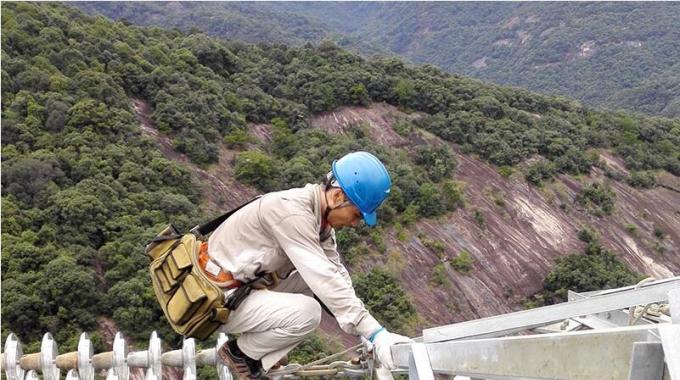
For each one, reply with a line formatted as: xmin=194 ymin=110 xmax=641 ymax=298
xmin=320 ymin=229 xmax=354 ymax=288
xmin=268 ymin=214 xmax=381 ymax=338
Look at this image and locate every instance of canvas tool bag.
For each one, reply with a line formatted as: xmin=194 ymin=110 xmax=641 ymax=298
xmin=145 ymin=197 xmax=259 ymax=340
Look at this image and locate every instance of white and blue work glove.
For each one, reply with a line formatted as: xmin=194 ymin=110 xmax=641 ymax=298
xmin=369 ymin=327 xmax=414 ymax=370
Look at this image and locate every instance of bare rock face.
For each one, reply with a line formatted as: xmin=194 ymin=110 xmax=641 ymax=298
xmin=134 ymin=100 xmax=679 ymax=346
xmin=310 ymin=103 xmax=419 ymax=147
xmin=308 ymin=103 xmax=679 ymax=332
xmin=472 ymin=57 xmax=488 ymax=69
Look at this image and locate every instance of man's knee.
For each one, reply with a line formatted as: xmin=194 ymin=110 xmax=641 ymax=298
xmin=297 ymin=296 xmax=322 ymax=333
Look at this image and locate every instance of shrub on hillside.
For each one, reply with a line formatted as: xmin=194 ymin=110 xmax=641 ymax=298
xmin=414 ymin=145 xmax=456 ymax=182
xmin=524 ymin=161 xmax=556 ymax=186
xmin=626 ymin=171 xmax=656 ymax=189
xmin=451 ymin=250 xmax=474 ymax=274
xmin=576 ymin=182 xmax=616 ymax=215
xmin=224 ymin=128 xmax=251 ymax=149
xmin=577 ymin=226 xmax=598 ymax=243
xmin=441 ymin=180 xmax=465 ymax=211
xmin=288 ymin=334 xmax=334 ymax=364
xmin=431 ymin=263 xmax=450 ymax=287
xmin=527 ymin=243 xmax=643 ymax=306
xmin=234 ymin=150 xmax=278 ymax=191
xmin=353 ymin=268 xmax=416 ymax=335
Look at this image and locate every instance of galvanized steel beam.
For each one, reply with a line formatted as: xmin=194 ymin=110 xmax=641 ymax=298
xmin=394 ymin=325 xmax=663 ymax=380
xmin=669 ymin=288 xmax=680 ymax=325
xmin=424 ymin=277 xmax=680 ymax=342
xmin=627 ymin=342 xmax=664 ymax=380
xmin=375 ymin=367 xmax=395 ymax=380
xmin=659 ymin=325 xmax=680 ymax=380
xmin=407 ymin=344 xmax=433 ymax=380
xmin=567 ymin=290 xmax=653 ymax=329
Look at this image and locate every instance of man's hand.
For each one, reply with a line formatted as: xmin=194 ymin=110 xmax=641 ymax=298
xmin=372 ymin=329 xmax=414 ymax=370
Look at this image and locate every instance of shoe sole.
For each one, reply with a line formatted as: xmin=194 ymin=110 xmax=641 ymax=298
xmin=217 ymin=345 xmax=261 ymax=380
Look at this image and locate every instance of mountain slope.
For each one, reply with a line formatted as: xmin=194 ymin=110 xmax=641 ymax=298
xmin=72 ymin=2 xmax=680 ymax=117
xmin=2 ymin=3 xmax=679 ymax=353
xmin=238 ymin=2 xmax=680 ymax=117
xmin=136 ymin=97 xmax=680 ymax=339
xmin=70 ymin=2 xmax=330 ymax=46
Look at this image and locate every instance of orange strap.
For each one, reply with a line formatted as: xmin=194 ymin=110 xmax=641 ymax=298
xmin=198 ymin=242 xmax=243 ymax=289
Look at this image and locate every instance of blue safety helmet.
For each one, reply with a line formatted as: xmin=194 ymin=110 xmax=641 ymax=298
xmin=331 ymin=151 xmax=391 ymax=227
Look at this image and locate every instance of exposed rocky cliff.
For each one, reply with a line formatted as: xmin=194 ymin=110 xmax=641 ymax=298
xmin=135 ymin=99 xmax=679 ymax=346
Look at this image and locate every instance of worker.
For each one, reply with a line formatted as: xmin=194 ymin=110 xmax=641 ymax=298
xmin=206 ymin=151 xmax=413 ymax=379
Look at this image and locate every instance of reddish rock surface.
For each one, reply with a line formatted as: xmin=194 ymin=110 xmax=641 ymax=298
xmin=133 ymin=99 xmax=679 ymax=348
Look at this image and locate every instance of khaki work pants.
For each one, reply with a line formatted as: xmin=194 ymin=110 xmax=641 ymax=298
xmin=219 ymin=272 xmax=322 ymax=371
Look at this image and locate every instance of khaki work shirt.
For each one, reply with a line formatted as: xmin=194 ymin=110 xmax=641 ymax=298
xmin=208 ymin=184 xmax=381 ymax=338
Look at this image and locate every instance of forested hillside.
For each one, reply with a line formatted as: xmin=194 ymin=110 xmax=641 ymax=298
xmin=72 ymin=2 xmax=330 ymax=47
xmin=73 ymin=2 xmax=680 ymax=117
xmin=287 ymin=2 xmax=680 ymax=117
xmin=2 ymin=2 xmax=679 ymax=361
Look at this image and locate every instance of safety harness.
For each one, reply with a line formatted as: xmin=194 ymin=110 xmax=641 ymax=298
xmin=146 ymin=196 xmax=277 ymax=340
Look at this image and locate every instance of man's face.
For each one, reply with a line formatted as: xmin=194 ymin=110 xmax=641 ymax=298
xmin=327 ymin=189 xmax=363 ymax=229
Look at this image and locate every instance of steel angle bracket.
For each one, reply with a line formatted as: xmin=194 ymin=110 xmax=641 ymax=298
xmin=407 ymin=344 xmax=433 ymax=380
xmin=659 ymin=325 xmax=680 ymax=380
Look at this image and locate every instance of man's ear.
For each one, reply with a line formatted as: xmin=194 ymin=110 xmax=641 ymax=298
xmin=331 ymin=188 xmax=345 ymax=205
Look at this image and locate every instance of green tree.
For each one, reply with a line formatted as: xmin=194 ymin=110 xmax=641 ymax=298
xmin=353 ymin=268 xmax=416 ymax=335
xmin=42 ymin=255 xmax=101 ymax=332
xmin=394 ymin=78 xmax=414 ymax=107
xmin=577 ymin=182 xmax=616 ymax=215
xmin=414 ymin=145 xmax=456 ymax=182
xmin=234 ymin=150 xmax=278 ymax=191
xmin=541 ymin=243 xmax=643 ymax=303
xmin=349 ymin=83 xmax=370 ymax=106
xmin=451 ymin=250 xmax=474 ymax=274
xmin=416 ymin=182 xmax=443 ymax=217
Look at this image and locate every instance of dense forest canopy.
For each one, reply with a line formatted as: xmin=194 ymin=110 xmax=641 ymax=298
xmin=73 ymin=2 xmax=680 ymax=117
xmin=1 ymin=2 xmax=677 ymax=356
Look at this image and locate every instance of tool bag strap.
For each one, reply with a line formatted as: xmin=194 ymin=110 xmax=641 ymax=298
xmin=191 ymin=195 xmax=262 ymax=238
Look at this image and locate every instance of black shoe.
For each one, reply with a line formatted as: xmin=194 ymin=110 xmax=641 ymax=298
xmin=217 ymin=340 xmax=264 ymax=380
